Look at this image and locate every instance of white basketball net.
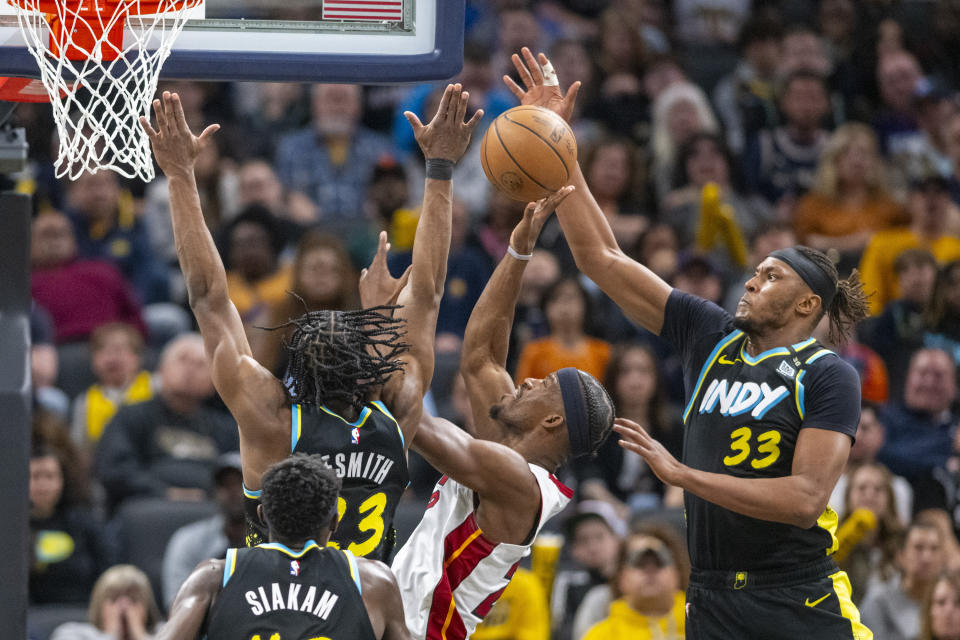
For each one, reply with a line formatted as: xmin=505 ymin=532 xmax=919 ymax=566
xmin=11 ymin=1 xmax=198 ymax=180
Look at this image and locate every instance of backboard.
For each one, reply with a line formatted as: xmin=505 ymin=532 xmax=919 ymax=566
xmin=0 ymin=0 xmax=464 ymax=83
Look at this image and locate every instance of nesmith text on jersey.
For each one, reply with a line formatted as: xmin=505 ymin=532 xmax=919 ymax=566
xmin=316 ymin=452 xmax=395 ymax=484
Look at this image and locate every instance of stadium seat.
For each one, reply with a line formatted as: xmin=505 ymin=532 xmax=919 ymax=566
xmin=114 ymin=497 xmax=216 ymax=609
xmin=681 ymin=45 xmax=739 ymax=95
xmin=55 ymin=341 xmax=96 ymax=399
xmin=632 ymin=506 xmax=687 ymax=539
xmin=27 ymin=604 xmax=89 ymax=640
xmin=429 ymin=349 xmax=461 ymax=419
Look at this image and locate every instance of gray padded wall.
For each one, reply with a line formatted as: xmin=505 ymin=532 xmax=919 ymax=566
xmin=0 ymin=192 xmax=31 ymax=638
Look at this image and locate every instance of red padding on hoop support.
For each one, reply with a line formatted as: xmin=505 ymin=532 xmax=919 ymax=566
xmin=8 ymin=1 xmax=197 ymax=61
xmin=0 ymin=77 xmax=55 ymax=102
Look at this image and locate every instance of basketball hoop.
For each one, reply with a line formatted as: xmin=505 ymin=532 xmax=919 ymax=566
xmin=8 ymin=0 xmax=200 ymax=180
xmin=0 ymin=76 xmax=55 ymax=103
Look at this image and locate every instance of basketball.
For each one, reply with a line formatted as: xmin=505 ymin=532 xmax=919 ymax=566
xmin=480 ymin=105 xmax=578 ymax=202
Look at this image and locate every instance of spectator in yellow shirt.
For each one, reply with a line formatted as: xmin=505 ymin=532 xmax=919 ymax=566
xmin=859 ymin=175 xmax=960 ymax=315
xmin=581 ymin=525 xmax=689 ymax=640
xmin=473 ymin=567 xmax=549 ymax=640
xmin=71 ymin=322 xmax=154 ymax=451
xmin=222 ymin=206 xmax=292 ymax=323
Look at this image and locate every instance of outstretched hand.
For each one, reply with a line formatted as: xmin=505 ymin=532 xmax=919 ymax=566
xmin=404 ymin=83 xmax=484 ymax=164
xmin=504 ymin=47 xmax=581 ymax=123
xmin=359 ymin=230 xmax=411 ymax=309
xmin=614 ymin=417 xmax=686 ymax=487
xmin=139 ymin=91 xmax=219 ymax=180
xmin=509 ymin=185 xmax=575 ymax=255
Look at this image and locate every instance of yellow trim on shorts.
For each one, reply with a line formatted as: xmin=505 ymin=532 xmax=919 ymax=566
xmin=829 ymin=571 xmax=873 ymax=640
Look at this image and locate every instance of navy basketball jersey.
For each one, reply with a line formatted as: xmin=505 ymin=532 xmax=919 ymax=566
xmin=661 ymin=291 xmax=861 ymax=572
xmin=206 ymin=542 xmax=375 ymax=640
xmin=244 ymin=401 xmax=408 ymax=561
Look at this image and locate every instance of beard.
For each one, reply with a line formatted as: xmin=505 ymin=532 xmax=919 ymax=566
xmin=732 ymin=313 xmax=762 ymax=336
xmin=733 ymin=296 xmax=794 ymax=338
xmin=489 ymin=403 xmax=525 ymax=435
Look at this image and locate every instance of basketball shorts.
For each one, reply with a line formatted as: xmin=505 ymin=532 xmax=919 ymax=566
xmin=685 ymin=557 xmax=873 ymax=640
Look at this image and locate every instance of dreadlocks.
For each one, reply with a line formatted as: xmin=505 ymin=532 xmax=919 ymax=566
xmin=264 ymin=304 xmax=408 ymax=411
xmin=794 ymin=246 xmax=870 ymax=345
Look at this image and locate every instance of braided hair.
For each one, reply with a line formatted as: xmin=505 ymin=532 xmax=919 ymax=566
xmin=794 ymin=246 xmax=869 ymax=345
xmin=264 ymin=303 xmax=408 ymax=411
xmin=577 ymin=370 xmax=616 ymax=456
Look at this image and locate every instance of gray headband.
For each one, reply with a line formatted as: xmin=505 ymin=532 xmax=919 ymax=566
xmin=769 ymin=247 xmax=836 ymax=310
xmin=557 ymin=368 xmax=591 ymax=458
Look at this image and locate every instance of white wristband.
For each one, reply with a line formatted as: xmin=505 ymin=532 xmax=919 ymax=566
xmin=507 ymin=245 xmax=533 ymax=261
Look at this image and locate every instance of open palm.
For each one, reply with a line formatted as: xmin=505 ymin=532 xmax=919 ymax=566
xmin=503 ymin=47 xmax=581 ymax=123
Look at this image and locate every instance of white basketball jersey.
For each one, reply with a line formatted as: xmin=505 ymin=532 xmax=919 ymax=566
xmin=392 ymin=464 xmax=572 ymax=640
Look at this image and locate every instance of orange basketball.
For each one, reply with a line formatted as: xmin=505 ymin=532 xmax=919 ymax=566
xmin=480 ymin=105 xmax=578 ymax=202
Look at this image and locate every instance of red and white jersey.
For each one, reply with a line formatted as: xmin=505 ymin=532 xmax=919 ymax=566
xmin=392 ymin=464 xmax=573 ymax=640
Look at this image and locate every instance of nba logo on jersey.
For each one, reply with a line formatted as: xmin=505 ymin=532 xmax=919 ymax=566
xmin=351 ymin=428 xmax=360 ymax=445
xmin=290 ymin=560 xmax=300 ymax=576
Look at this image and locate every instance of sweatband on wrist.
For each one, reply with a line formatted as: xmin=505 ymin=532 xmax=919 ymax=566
xmin=769 ymin=247 xmax=837 ymax=310
xmin=507 ymin=245 xmax=533 ymax=261
xmin=426 ymin=158 xmax=454 ymax=180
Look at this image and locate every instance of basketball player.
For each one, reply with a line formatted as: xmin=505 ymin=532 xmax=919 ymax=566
xmin=140 ymin=85 xmax=481 ymax=558
xmin=382 ymin=189 xmax=616 ymax=640
xmin=505 ymin=48 xmax=873 ymax=639
xmin=157 ymin=454 xmax=408 ymax=640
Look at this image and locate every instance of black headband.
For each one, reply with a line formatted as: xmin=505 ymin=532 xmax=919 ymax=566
xmin=557 ymin=368 xmax=591 ymax=458
xmin=769 ymin=247 xmax=836 ymax=310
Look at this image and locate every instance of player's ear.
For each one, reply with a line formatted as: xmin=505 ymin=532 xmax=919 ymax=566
xmin=328 ymin=510 xmax=339 ymax=535
xmin=796 ymin=292 xmax=821 ymax=318
xmin=257 ymin=504 xmax=266 ymax=527
xmin=541 ymin=413 xmax=564 ymax=431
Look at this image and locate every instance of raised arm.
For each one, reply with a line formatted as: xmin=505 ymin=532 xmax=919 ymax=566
xmin=504 ymin=48 xmax=673 ymax=334
xmin=460 ymin=189 xmax=573 ymax=439
xmin=378 ymin=84 xmax=482 ymax=447
xmin=140 ymin=93 xmax=289 ymax=487
xmin=154 ymin=559 xmax=222 ymax=640
xmin=413 ymin=414 xmax=539 ymax=516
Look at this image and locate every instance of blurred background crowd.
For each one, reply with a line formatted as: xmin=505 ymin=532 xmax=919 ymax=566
xmin=11 ymin=0 xmax=960 ymax=638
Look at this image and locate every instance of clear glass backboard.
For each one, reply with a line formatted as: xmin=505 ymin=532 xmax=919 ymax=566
xmin=0 ymin=0 xmax=463 ymax=82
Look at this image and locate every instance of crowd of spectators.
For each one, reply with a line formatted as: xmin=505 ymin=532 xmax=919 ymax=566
xmin=15 ymin=0 xmax=960 ymax=638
